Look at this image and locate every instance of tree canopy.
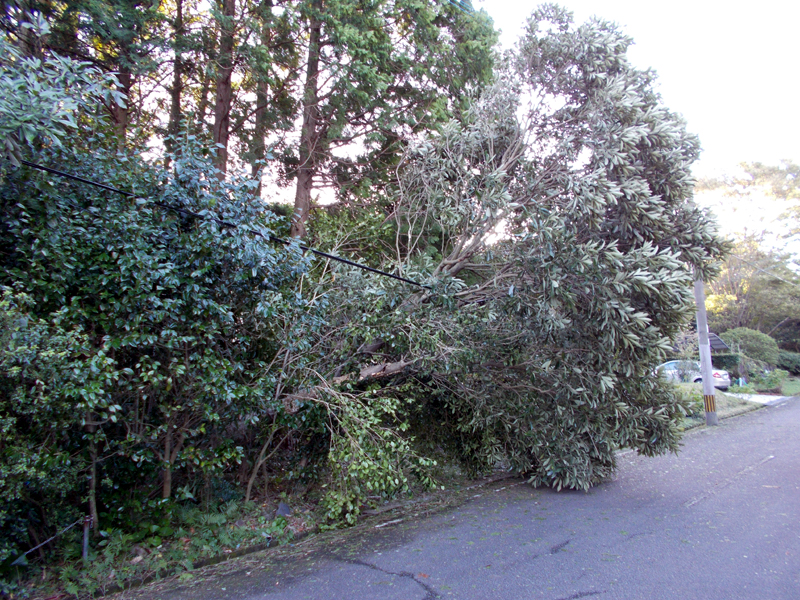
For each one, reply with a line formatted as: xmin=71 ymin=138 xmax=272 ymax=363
xmin=379 ymin=4 xmax=726 ymax=487
xmin=698 ymin=160 xmax=800 ymax=351
xmin=697 ymin=160 xmax=800 ymax=244
xmin=705 ymin=236 xmax=800 ymax=349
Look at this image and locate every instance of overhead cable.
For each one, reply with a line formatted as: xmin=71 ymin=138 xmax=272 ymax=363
xmin=447 ymin=0 xmax=475 ymax=14
xmin=445 ymin=0 xmax=473 ymax=14
xmin=730 ymin=253 xmax=800 ymax=292
xmin=18 ymin=159 xmax=431 ymax=290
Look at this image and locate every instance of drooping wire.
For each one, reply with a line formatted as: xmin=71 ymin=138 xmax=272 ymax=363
xmin=730 ymin=253 xmax=800 ymax=292
xmin=18 ymin=160 xmax=432 ymax=290
xmin=445 ymin=0 xmax=473 ymax=15
xmin=11 ymin=517 xmax=84 ymax=565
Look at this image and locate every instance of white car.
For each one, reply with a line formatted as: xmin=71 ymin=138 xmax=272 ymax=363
xmin=655 ymin=360 xmax=731 ymax=391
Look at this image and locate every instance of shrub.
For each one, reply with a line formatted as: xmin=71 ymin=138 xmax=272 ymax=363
xmin=673 ymin=384 xmax=704 ymax=417
xmin=729 ymin=381 xmax=756 ymax=394
xmin=721 ymin=328 xmax=781 ymax=366
xmin=0 ymin=139 xmax=314 ymax=575
xmin=751 ymin=369 xmax=789 ymax=394
xmin=712 ymin=353 xmax=741 ymax=372
xmin=777 ymin=351 xmax=800 ymax=375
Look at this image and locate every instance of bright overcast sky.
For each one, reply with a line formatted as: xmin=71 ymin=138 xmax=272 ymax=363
xmin=477 ymin=0 xmax=800 ymax=179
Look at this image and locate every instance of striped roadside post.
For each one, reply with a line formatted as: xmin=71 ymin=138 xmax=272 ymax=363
xmin=693 ymin=278 xmax=719 ymax=426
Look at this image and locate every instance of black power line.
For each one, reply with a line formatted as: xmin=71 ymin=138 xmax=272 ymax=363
xmin=730 ymin=253 xmax=800 ymax=292
xmin=18 ymin=159 xmax=431 ymax=290
xmin=445 ymin=0 xmax=473 ymax=14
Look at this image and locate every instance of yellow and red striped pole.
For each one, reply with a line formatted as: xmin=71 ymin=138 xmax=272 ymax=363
xmin=694 ymin=278 xmax=719 ymax=426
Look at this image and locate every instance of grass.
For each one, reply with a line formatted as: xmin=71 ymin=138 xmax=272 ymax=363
xmin=714 ymin=389 xmax=759 ymax=415
xmin=677 ymin=376 xmax=799 ymax=431
xmin=782 ymin=377 xmax=800 ymax=397
xmin=675 ymin=382 xmax=761 ymax=429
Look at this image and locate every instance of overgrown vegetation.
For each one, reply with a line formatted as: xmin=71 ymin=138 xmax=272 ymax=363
xmin=674 ymin=383 xmax=758 ymax=423
xmin=781 ymin=377 xmax=800 ymax=396
xmin=0 ymin=3 xmax=727 ymax=596
xmin=777 ymin=351 xmax=800 ymax=375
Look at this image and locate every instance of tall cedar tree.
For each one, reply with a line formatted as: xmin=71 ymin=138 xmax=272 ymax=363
xmin=287 ymin=0 xmax=497 ymax=237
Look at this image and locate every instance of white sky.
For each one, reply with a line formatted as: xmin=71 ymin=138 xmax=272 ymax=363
xmin=478 ymin=0 xmax=800 ymax=180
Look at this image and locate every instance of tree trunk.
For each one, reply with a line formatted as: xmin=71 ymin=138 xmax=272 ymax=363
xmin=251 ymin=84 xmax=269 ymax=196
xmin=212 ymin=0 xmax=237 ymax=178
xmin=162 ymin=429 xmax=172 ymax=499
xmin=203 ymin=472 xmax=211 ymax=509
xmin=161 ymin=427 xmax=186 ymax=499
xmin=250 ymin=0 xmax=274 ymax=196
xmin=18 ymin=11 xmax=41 ymax=58
xmin=196 ymin=24 xmax=216 ymax=135
xmin=110 ymin=68 xmax=132 ymax=142
xmin=165 ymin=0 xmax=185 ymax=168
xmin=264 ymin=462 xmax=269 ymax=502
xmin=84 ymin=413 xmax=100 ymax=535
xmin=197 ymin=74 xmax=212 ymax=132
xmin=245 ymin=433 xmax=272 ymax=503
xmin=290 ymin=7 xmax=322 ymax=238
xmin=88 ymin=441 xmax=100 ymax=535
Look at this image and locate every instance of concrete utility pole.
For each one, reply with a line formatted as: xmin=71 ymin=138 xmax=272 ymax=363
xmin=693 ymin=278 xmax=719 ymax=426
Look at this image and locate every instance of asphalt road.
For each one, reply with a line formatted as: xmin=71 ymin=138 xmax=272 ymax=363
xmin=124 ymin=398 xmax=800 ymax=600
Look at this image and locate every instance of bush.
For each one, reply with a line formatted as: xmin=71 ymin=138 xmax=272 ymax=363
xmin=712 ymin=353 xmax=741 ymax=372
xmin=777 ymin=351 xmax=800 ymax=375
xmin=0 ymin=288 xmax=112 ymax=568
xmin=0 ymin=139 xmax=316 ymax=578
xmin=729 ymin=381 xmax=756 ymax=394
xmin=751 ymin=369 xmax=789 ymax=393
xmin=673 ymin=384 xmax=704 ymax=417
xmin=721 ymin=328 xmax=781 ymax=366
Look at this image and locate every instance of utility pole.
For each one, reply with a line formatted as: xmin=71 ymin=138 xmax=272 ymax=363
xmin=693 ymin=277 xmax=718 ymax=426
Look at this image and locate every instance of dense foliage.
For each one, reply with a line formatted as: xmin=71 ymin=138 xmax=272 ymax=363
xmin=0 ymin=123 xmax=318 ymax=568
xmin=378 ymin=5 xmax=726 ymax=489
xmin=0 ymin=3 xmax=728 ymax=594
xmin=4 ymin=0 xmax=497 ymax=235
xmin=721 ymin=327 xmax=781 ymax=366
xmin=777 ymin=351 xmax=800 ymax=375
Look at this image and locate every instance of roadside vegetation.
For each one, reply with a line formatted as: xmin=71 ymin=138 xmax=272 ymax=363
xmin=0 ymin=2 xmax=733 ymax=596
xmin=692 ymin=159 xmax=800 ymax=404
xmin=697 ymin=161 xmax=800 ymax=380
xmin=675 ymin=383 xmax=758 ymax=426
xmin=781 ymin=377 xmax=800 ymax=397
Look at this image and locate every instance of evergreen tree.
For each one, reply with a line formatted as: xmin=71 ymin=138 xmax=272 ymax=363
xmin=281 ymin=0 xmax=498 ymax=237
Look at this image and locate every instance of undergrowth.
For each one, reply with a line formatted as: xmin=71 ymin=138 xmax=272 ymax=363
xmin=3 ymin=500 xmax=301 ymax=599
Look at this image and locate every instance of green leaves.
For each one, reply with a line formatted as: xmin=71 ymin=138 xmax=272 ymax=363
xmin=0 ymin=122 xmax=315 ymax=566
xmin=0 ymin=8 xmax=733 ymax=591
xmin=384 ymin=5 xmax=727 ymax=491
xmin=320 ymin=387 xmax=437 ymax=524
xmin=0 ymin=35 xmax=118 ymax=166
xmin=722 ymin=328 xmax=781 ymax=366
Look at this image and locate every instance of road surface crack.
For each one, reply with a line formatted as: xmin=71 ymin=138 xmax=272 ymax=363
xmin=684 ymin=455 xmax=775 ymax=507
xmin=550 ymin=539 xmax=571 ymax=554
xmin=336 ymin=557 xmax=440 ymax=599
xmin=554 ymin=591 xmax=604 ymax=600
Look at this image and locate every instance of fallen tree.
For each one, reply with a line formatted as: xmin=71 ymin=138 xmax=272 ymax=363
xmin=307 ymin=5 xmax=728 ymax=504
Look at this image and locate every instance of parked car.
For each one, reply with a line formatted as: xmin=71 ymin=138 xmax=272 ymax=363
xmin=655 ymin=360 xmax=731 ymax=391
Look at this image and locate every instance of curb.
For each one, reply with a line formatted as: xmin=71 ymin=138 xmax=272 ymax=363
xmin=105 ymin=399 xmax=800 ymax=598
xmin=681 ymin=394 xmax=799 ymax=433
xmin=102 ymin=473 xmax=518 ymax=598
